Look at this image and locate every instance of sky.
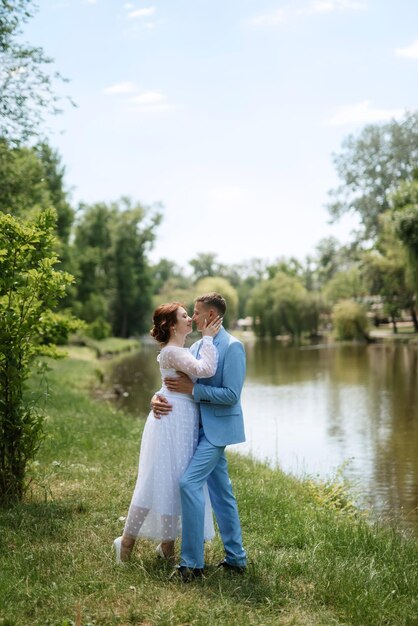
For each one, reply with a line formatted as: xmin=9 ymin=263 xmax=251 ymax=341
xmin=24 ymin=0 xmax=418 ymax=269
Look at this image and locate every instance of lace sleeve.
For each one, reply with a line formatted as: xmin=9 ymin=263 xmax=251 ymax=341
xmin=164 ymin=337 xmax=218 ymax=378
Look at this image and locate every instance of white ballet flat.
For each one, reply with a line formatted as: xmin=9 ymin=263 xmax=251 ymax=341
xmin=113 ymin=536 xmax=125 ymax=565
xmin=155 ymin=543 xmax=167 ymax=559
xmin=156 ymin=543 xmax=176 ymax=561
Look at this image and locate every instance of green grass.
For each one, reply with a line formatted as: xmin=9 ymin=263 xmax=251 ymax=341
xmin=69 ymin=335 xmax=141 ymax=358
xmin=1 ymin=348 xmax=417 ymax=626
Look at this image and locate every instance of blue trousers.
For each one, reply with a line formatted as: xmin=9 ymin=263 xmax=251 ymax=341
xmin=179 ymin=427 xmax=247 ymax=569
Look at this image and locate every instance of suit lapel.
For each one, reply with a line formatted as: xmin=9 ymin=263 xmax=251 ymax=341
xmin=214 ymin=327 xmax=226 ymax=349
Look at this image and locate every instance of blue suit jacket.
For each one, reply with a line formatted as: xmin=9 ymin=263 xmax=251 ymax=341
xmin=191 ymin=327 xmax=246 ymax=447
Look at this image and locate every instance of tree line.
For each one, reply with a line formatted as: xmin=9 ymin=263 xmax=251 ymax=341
xmin=1 ymin=112 xmax=418 ymax=340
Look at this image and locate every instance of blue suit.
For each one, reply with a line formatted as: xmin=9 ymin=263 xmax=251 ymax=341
xmin=179 ymin=327 xmax=247 ymax=569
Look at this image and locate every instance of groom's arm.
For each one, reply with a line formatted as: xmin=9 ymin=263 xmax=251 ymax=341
xmin=193 ymin=341 xmax=246 ymax=406
xmin=163 ymin=373 xmax=193 ymax=394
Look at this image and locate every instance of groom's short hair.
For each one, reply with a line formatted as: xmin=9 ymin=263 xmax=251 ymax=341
xmin=196 ymin=292 xmax=226 ymax=316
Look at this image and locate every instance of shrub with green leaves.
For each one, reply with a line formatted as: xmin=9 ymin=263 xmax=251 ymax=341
xmin=0 ymin=208 xmax=80 ymax=503
xmin=332 ymin=299 xmax=369 ymax=341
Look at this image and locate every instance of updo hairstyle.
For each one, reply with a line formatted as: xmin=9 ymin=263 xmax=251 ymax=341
xmin=150 ymin=302 xmax=184 ymax=345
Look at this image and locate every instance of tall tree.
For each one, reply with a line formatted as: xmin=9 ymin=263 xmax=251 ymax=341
xmin=0 ymin=139 xmax=75 ymax=277
xmin=189 ymin=252 xmax=223 ymax=282
xmin=152 ymin=258 xmax=189 ymax=294
xmin=266 ymin=256 xmax=304 ymax=280
xmin=0 ymin=138 xmax=50 ymax=214
xmin=323 ymin=267 xmax=365 ymax=305
xmin=392 ymin=174 xmax=418 ymax=292
xmin=34 ymin=143 xmax=74 ymax=243
xmin=0 ymin=0 xmax=71 ymax=142
xmin=229 ymin=258 xmax=270 ymax=318
xmin=390 ymin=174 xmax=418 ymax=331
xmin=327 ymin=112 xmax=418 ymax=241
xmin=72 ymin=202 xmax=115 ymax=317
xmin=111 ymin=200 xmax=161 ymax=337
xmin=0 ymin=140 xmax=74 ymax=235
xmin=312 ymin=236 xmax=359 ymax=289
xmin=72 ymin=198 xmax=161 ymax=337
xmin=361 ymin=213 xmax=417 ymax=332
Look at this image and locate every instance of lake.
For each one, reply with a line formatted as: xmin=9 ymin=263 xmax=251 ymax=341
xmin=107 ymin=338 xmax=418 ymax=535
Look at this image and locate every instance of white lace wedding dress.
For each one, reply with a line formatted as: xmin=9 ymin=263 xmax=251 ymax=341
xmin=123 ymin=336 xmax=217 ymax=542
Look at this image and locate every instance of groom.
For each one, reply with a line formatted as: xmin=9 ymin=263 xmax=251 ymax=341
xmin=152 ymin=292 xmax=247 ymax=581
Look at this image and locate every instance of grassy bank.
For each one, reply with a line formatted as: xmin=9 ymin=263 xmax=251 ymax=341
xmin=1 ymin=347 xmax=417 ymax=626
xmin=69 ymin=335 xmax=141 ymax=358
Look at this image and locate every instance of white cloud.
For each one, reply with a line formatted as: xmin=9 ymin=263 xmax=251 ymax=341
xmin=84 ymin=0 xmax=97 ymax=4
xmin=309 ymin=0 xmax=366 ymax=13
xmin=102 ymin=83 xmax=169 ymax=111
xmin=247 ymin=9 xmax=286 ymax=27
xmin=247 ymin=0 xmax=366 ymax=26
xmin=127 ymin=7 xmax=156 ymax=19
xmin=128 ymin=91 xmax=170 ymax=112
xmin=395 ymin=40 xmax=418 ymax=59
xmin=103 ymin=81 xmax=138 ymax=95
xmin=327 ymin=101 xmax=404 ymax=126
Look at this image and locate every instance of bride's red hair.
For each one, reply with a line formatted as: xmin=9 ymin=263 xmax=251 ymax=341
xmin=150 ymin=302 xmax=185 ymax=345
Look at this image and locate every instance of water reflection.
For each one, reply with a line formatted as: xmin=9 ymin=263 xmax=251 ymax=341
xmin=108 ymin=346 xmax=160 ymax=417
xmin=108 ymin=340 xmax=418 ymax=534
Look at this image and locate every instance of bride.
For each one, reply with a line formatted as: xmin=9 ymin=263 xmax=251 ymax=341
xmin=114 ymin=302 xmax=222 ymax=563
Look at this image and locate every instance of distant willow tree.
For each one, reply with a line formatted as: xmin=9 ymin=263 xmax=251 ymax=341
xmin=248 ymin=272 xmax=323 ymax=340
xmin=72 ymin=198 xmax=162 ymax=338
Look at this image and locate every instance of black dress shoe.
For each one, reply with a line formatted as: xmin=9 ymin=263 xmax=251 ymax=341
xmin=169 ymin=565 xmax=205 ymax=582
xmin=217 ymin=560 xmax=246 ymax=574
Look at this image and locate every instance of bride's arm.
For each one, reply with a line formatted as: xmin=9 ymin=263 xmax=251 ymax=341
xmin=164 ymin=337 xmax=218 ymax=378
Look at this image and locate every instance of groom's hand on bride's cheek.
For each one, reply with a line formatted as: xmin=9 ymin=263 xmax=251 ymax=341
xmin=164 ymin=372 xmax=193 ymax=394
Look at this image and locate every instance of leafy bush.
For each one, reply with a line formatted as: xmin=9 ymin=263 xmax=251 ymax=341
xmin=0 ymin=209 xmax=80 ymax=503
xmin=86 ymin=318 xmax=112 ymax=341
xmin=332 ymin=299 xmax=369 ymax=341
